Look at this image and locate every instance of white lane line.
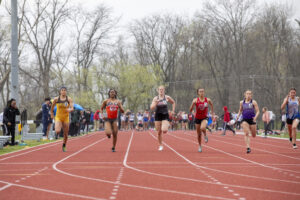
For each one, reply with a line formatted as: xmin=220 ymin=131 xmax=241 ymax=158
xmin=184 ymin=131 xmax=300 ymax=160
xmin=120 ymin=131 xmax=300 ymax=196
xmin=170 ymin=133 xmax=300 ymax=180
xmin=0 ymin=184 xmax=12 ymax=191
xmin=51 ymin=132 xmax=236 ymax=200
xmin=122 ymin=131 xmax=235 ymax=200
xmin=0 ymin=133 xmax=98 ymax=161
xmin=0 ymin=180 xmax=104 ymax=200
xmin=144 ymin=132 xmax=300 ymax=196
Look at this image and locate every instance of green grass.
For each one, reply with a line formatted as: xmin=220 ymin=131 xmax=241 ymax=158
xmin=0 ymin=131 xmax=94 ymax=155
xmin=0 ymin=134 xmax=61 ymax=155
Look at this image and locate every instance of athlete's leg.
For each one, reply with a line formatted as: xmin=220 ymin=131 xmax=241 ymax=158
xmin=196 ymin=124 xmax=201 ymax=146
xmin=249 ymin=124 xmax=257 ymax=138
xmin=200 ymin=120 xmax=208 ymax=143
xmin=161 ymin=120 xmax=169 ymax=134
xmin=287 ymin=124 xmax=292 ymax=139
xmin=292 ymin=119 xmax=299 ymax=145
xmin=62 ymin=122 xmax=70 ymax=145
xmin=55 ymin=121 xmax=63 ymax=138
xmin=112 ymin=121 xmax=118 ymax=150
xmin=105 ymin=121 xmax=113 ymax=137
xmin=241 ymin=122 xmax=251 ymax=152
xmin=155 ymin=121 xmax=162 ymax=145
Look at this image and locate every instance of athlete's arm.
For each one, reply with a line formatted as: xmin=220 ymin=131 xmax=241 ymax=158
xmin=150 ymin=97 xmax=159 ymax=111
xmin=280 ymin=96 xmax=289 ymax=110
xmin=207 ymin=98 xmax=214 ymax=115
xmin=68 ymin=97 xmax=74 ymax=112
xmin=100 ymin=99 xmax=107 ymax=114
xmin=166 ymin=95 xmax=176 ymax=113
xmin=50 ymin=97 xmax=58 ymax=119
xmin=189 ymin=98 xmax=196 ymax=113
xmin=118 ymin=100 xmax=125 ymax=113
xmin=253 ymin=100 xmax=260 ymax=122
xmin=236 ymin=101 xmax=243 ymax=120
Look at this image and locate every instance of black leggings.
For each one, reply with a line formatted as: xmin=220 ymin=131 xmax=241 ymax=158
xmin=7 ymin=125 xmax=16 ymax=144
xmin=223 ymin=122 xmax=235 ymax=134
xmin=264 ymin=122 xmax=273 ymax=135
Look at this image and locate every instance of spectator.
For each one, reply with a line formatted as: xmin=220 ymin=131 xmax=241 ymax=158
xmin=3 ymin=98 xmax=20 ymax=145
xmin=94 ymin=110 xmax=100 ymax=131
xmin=221 ymin=106 xmax=235 ymax=136
xmin=262 ymin=107 xmax=273 ymax=136
xmin=182 ymin=112 xmax=188 ymax=130
xmin=90 ymin=111 xmax=94 ymax=130
xmin=143 ymin=109 xmax=150 ymax=130
xmin=136 ymin=112 xmax=143 ymax=131
xmin=211 ymin=113 xmax=218 ymax=131
xmin=280 ymin=111 xmax=286 ymax=132
xmin=42 ymin=97 xmax=52 ymax=139
xmin=150 ymin=112 xmax=155 ymax=130
xmin=79 ymin=110 xmax=86 ymax=133
xmin=120 ymin=113 xmax=126 ymax=130
xmin=0 ymin=112 xmax=7 ymax=135
xmin=269 ymin=110 xmax=276 ymax=130
xmin=188 ymin=112 xmax=194 ymax=130
xmin=84 ymin=109 xmax=91 ymax=133
xmin=129 ymin=111 xmax=135 ymax=130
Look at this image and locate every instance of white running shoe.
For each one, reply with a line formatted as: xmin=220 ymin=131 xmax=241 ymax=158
xmin=198 ymin=146 xmax=202 ymax=152
xmin=204 ymin=136 xmax=208 ymax=143
xmin=293 ymin=145 xmax=298 ymax=149
xmin=158 ymin=145 xmax=164 ymax=151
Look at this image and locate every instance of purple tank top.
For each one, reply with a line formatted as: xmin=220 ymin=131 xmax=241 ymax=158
xmin=242 ymin=99 xmax=255 ymax=119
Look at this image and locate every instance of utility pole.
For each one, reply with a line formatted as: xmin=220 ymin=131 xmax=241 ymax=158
xmin=10 ymin=0 xmax=19 ymax=105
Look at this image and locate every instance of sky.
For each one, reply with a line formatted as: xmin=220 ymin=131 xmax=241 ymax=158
xmin=71 ymin=0 xmax=300 ymax=26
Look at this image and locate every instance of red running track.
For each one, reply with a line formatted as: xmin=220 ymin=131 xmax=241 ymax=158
xmin=0 ymin=130 xmax=300 ymax=200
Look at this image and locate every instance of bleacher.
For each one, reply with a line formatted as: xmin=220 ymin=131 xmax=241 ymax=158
xmin=0 ymin=136 xmax=11 ymax=149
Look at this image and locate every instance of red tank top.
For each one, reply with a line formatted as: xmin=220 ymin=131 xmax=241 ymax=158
xmin=106 ymin=101 xmax=119 ymax=119
xmin=195 ymin=97 xmax=208 ymax=119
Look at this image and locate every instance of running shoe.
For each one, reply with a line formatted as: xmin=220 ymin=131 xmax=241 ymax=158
xmin=107 ymin=134 xmax=111 ymax=139
xmin=158 ymin=145 xmax=164 ymax=151
xmin=293 ymin=144 xmax=298 ymax=149
xmin=204 ymin=136 xmax=208 ymax=143
xmin=290 ymin=138 xmax=292 ymax=143
xmin=62 ymin=146 xmax=66 ymax=152
xmin=198 ymin=146 xmax=202 ymax=153
xmin=112 ymin=147 xmax=116 ymax=152
xmin=246 ymin=148 xmax=251 ymax=154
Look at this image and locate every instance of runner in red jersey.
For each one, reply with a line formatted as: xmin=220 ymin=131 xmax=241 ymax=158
xmin=100 ymin=89 xmax=124 ymax=152
xmin=189 ymin=88 xmax=214 ymax=152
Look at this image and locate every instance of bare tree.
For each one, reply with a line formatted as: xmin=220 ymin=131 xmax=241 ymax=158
xmin=71 ymin=4 xmax=117 ymax=91
xmin=130 ymin=14 xmax=185 ymax=84
xmin=21 ymin=0 xmax=69 ymax=98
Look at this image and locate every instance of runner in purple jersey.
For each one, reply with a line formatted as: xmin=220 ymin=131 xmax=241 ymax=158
xmin=236 ymin=90 xmax=260 ymax=154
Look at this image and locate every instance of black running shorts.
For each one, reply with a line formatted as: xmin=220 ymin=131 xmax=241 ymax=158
xmin=241 ymin=118 xmax=256 ymax=125
xmin=155 ymin=113 xmax=169 ymax=121
xmin=194 ymin=118 xmax=208 ymax=125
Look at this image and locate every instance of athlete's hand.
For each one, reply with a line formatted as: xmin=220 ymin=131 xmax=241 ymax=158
xmin=253 ymin=118 xmax=257 ymax=123
xmin=7 ymin=122 xmax=11 ymax=126
xmin=50 ymin=113 xmax=54 ymax=119
xmin=153 ymin=99 xmax=160 ymax=106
